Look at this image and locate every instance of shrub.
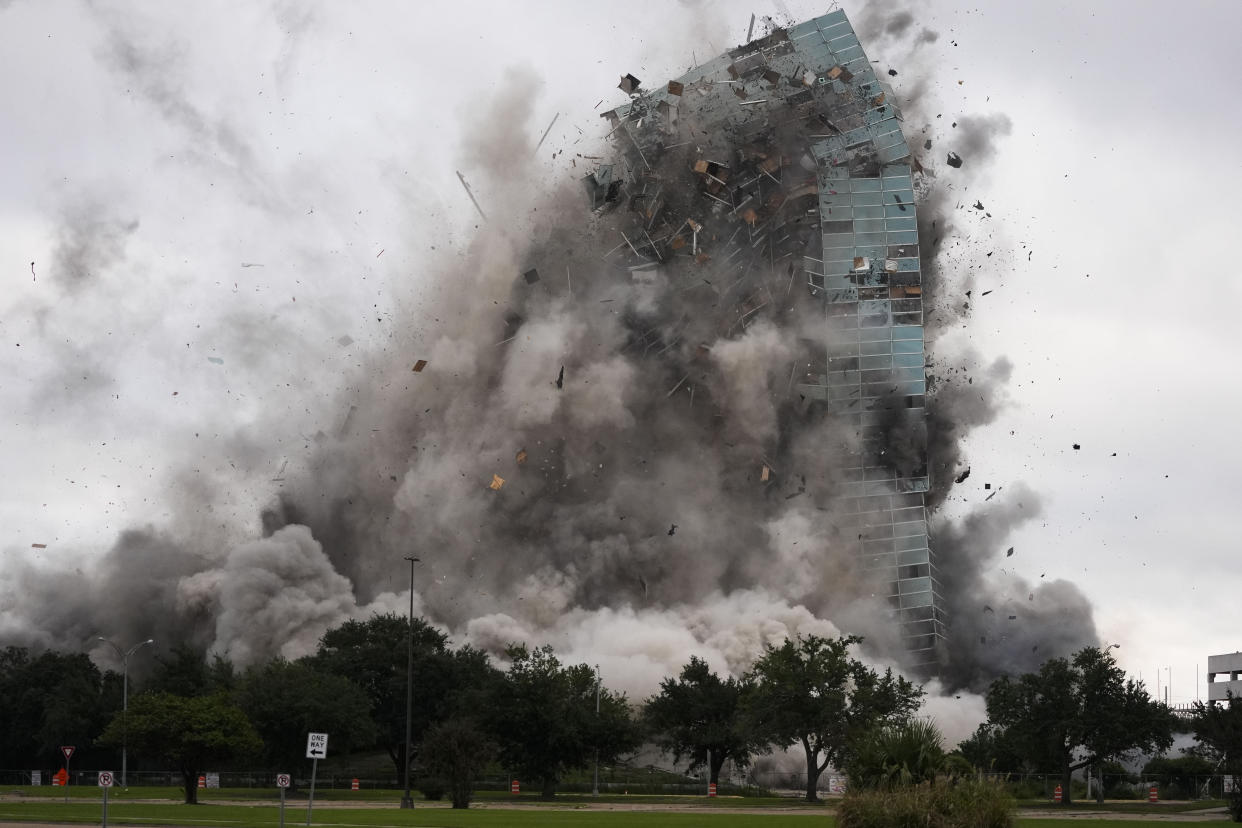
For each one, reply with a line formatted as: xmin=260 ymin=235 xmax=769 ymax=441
xmin=838 ymin=779 xmax=1014 ymax=828
xmin=847 ymin=719 xmax=946 ymax=789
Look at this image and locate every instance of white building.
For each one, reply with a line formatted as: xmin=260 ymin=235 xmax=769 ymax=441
xmin=1207 ymin=652 xmax=1242 ymax=702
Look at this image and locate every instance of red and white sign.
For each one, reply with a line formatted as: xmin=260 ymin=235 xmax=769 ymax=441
xmin=708 ymin=782 xmax=717 ymax=797
xmin=1149 ymin=786 xmax=1158 ymax=803
xmin=276 ymin=774 xmax=291 ymax=789
xmin=61 ymin=746 xmax=75 ymax=761
xmin=98 ymin=772 xmax=114 ymax=788
xmin=510 ymin=780 xmax=519 ymax=794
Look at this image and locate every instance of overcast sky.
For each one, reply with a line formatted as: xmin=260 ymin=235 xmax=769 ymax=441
xmin=1 ymin=0 xmax=1239 ymax=713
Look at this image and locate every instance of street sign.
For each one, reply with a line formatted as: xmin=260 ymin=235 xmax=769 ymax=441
xmin=305 ymin=732 xmax=328 ymax=759
xmin=98 ymin=772 xmax=114 ymax=788
xmin=276 ymin=774 xmax=291 ymax=789
xmin=61 ymin=746 xmax=75 ymax=761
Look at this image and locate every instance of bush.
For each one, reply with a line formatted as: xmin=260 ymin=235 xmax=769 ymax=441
xmin=838 ymin=779 xmax=1014 ymax=828
xmin=417 ymin=777 xmax=445 ymax=800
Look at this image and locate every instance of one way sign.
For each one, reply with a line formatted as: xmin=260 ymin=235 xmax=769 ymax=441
xmin=305 ymin=732 xmax=328 ymax=759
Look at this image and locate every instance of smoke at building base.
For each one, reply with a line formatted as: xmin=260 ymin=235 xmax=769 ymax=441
xmin=1 ymin=7 xmax=1096 ymax=701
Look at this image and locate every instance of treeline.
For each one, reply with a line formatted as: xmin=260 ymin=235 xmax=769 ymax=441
xmin=0 ymin=621 xmax=922 ymax=806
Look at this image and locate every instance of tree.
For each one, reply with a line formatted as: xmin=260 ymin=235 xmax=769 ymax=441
xmin=489 ymin=645 xmax=640 ymax=799
xmin=144 ymin=645 xmax=235 ymax=697
xmin=101 ymin=692 xmax=261 ymax=804
xmin=1191 ymin=694 xmax=1242 ymax=821
xmin=643 ymin=656 xmax=755 ymax=784
xmin=958 ymin=722 xmax=1024 ymax=774
xmin=743 ymin=634 xmax=923 ymax=802
xmin=0 ymin=647 xmax=121 ymax=768
xmin=983 ymin=645 xmax=1174 ymax=806
xmin=420 ymin=717 xmax=495 ymax=809
xmin=1142 ymin=755 xmax=1214 ymax=800
xmin=236 ymin=659 xmax=377 ymax=771
xmin=309 ymin=613 xmax=500 ymax=780
xmin=846 ymin=719 xmax=946 ymax=790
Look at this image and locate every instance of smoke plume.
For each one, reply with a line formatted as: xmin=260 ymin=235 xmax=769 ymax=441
xmin=3 ymin=5 xmax=1098 ymax=709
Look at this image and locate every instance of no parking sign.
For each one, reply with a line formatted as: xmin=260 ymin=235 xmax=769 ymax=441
xmin=98 ymin=772 xmax=114 ymax=788
xmin=276 ymin=774 xmax=291 ymax=788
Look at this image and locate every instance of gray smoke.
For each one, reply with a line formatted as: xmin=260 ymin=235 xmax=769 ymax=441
xmin=49 ymin=198 xmax=139 ymax=294
xmin=934 ymin=485 xmax=1099 ymax=690
xmin=3 ymin=8 xmax=1098 ymax=704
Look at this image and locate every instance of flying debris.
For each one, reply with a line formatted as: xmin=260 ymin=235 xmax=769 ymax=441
xmin=617 ymin=73 xmax=641 ymax=94
xmin=489 ymin=474 xmax=505 ymax=491
xmin=955 ymin=467 xmax=971 ymax=484
xmin=555 ymin=366 xmax=564 ymax=389
xmin=31 ymin=543 xmax=47 ymax=549
xmin=523 ymin=268 xmax=541 ymax=285
xmin=667 ymin=524 xmax=677 ymax=536
xmin=411 ymin=360 xmax=428 ymax=373
xmin=1005 ymin=547 xmax=1014 ymax=557
xmin=946 ymin=151 xmax=963 ymax=168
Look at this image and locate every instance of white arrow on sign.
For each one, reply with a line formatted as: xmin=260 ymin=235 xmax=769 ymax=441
xmin=98 ymin=772 xmax=114 ymax=788
xmin=305 ymin=732 xmax=328 ymax=760
xmin=276 ymin=773 xmax=291 ymax=789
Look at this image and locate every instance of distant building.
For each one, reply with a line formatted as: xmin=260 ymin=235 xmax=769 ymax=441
xmin=1207 ymin=652 xmax=1242 ymax=702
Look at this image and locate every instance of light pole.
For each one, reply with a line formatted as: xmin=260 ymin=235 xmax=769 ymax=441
xmin=97 ymin=637 xmax=155 ymax=789
xmin=400 ymin=556 xmax=419 ymax=810
xmin=592 ymin=664 xmax=601 ymax=796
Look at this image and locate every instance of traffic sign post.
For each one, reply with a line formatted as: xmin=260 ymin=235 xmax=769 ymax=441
xmin=305 ymin=733 xmax=328 ymax=826
xmin=276 ymin=774 xmax=291 ymax=828
xmin=98 ymin=771 xmax=114 ymax=828
xmin=61 ymin=746 xmax=74 ymax=803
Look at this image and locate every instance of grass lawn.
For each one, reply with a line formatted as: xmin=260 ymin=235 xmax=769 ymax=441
xmin=0 ymin=801 xmax=833 ymax=828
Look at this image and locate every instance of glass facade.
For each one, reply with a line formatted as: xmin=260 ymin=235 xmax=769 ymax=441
xmin=791 ymin=11 xmax=947 ymax=667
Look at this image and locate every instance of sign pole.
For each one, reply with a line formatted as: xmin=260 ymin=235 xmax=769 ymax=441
xmin=65 ymin=753 xmax=70 ymax=804
xmin=280 ymin=785 xmax=286 ymax=828
xmin=305 ymin=758 xmax=318 ymax=826
xmin=102 ymin=784 xmax=109 ymax=828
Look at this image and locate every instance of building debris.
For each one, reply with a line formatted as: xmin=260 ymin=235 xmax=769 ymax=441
xmin=618 ymin=73 xmax=641 ymax=94
xmin=1072 ymin=443 xmax=1081 ymax=450
xmin=946 ymin=151 xmax=963 ymax=168
xmin=30 ymin=261 xmax=35 ymax=281
xmin=555 ymin=365 xmax=564 ymax=389
xmin=516 ymin=449 xmax=528 ymax=465
xmin=668 ymin=524 xmax=677 ymax=536
xmin=31 ymin=543 xmax=47 ymax=549
xmin=973 ymin=200 xmax=984 ymax=210
xmin=533 ymin=112 xmax=560 ymax=155
xmin=887 ymin=68 xmax=898 ymax=76
xmin=376 ymin=248 xmax=385 ymax=258
xmin=667 ymin=80 xmax=684 ymax=96
xmin=954 ymin=467 xmax=971 ymax=484
xmin=1006 ymin=547 xmax=1014 ymax=557
xmin=523 ymin=268 xmax=540 ymax=284
xmin=411 ymin=360 xmax=428 ymax=372
xmin=207 ymin=356 xmax=224 ymax=365
xmin=760 ymin=465 xmax=771 ymax=482
xmin=455 ymin=170 xmax=488 ymax=221
xmin=489 ymin=473 xmax=505 ymax=491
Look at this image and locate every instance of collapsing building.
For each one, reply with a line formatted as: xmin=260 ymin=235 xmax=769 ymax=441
xmin=590 ymin=10 xmax=946 ymax=667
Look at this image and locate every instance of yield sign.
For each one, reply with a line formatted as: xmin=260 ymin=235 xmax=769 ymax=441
xmin=61 ymin=746 xmax=75 ymax=761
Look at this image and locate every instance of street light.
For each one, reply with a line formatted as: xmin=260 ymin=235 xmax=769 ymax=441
xmin=97 ymin=637 xmax=155 ymax=788
xmin=592 ymin=664 xmax=601 ymax=796
xmin=400 ymin=556 xmax=419 ymax=810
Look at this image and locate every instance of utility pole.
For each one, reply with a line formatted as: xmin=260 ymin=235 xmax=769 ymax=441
xmin=400 ymin=556 xmax=419 ymax=809
xmin=97 ymin=637 xmax=155 ymax=788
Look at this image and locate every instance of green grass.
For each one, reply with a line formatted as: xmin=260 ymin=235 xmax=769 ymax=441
xmin=0 ymin=801 xmax=832 ymax=827
xmin=1018 ymin=822 xmax=1232 ymax=828
xmin=1015 ymin=799 xmax=1229 ymax=813
xmin=0 ymin=799 xmax=1236 ymax=828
